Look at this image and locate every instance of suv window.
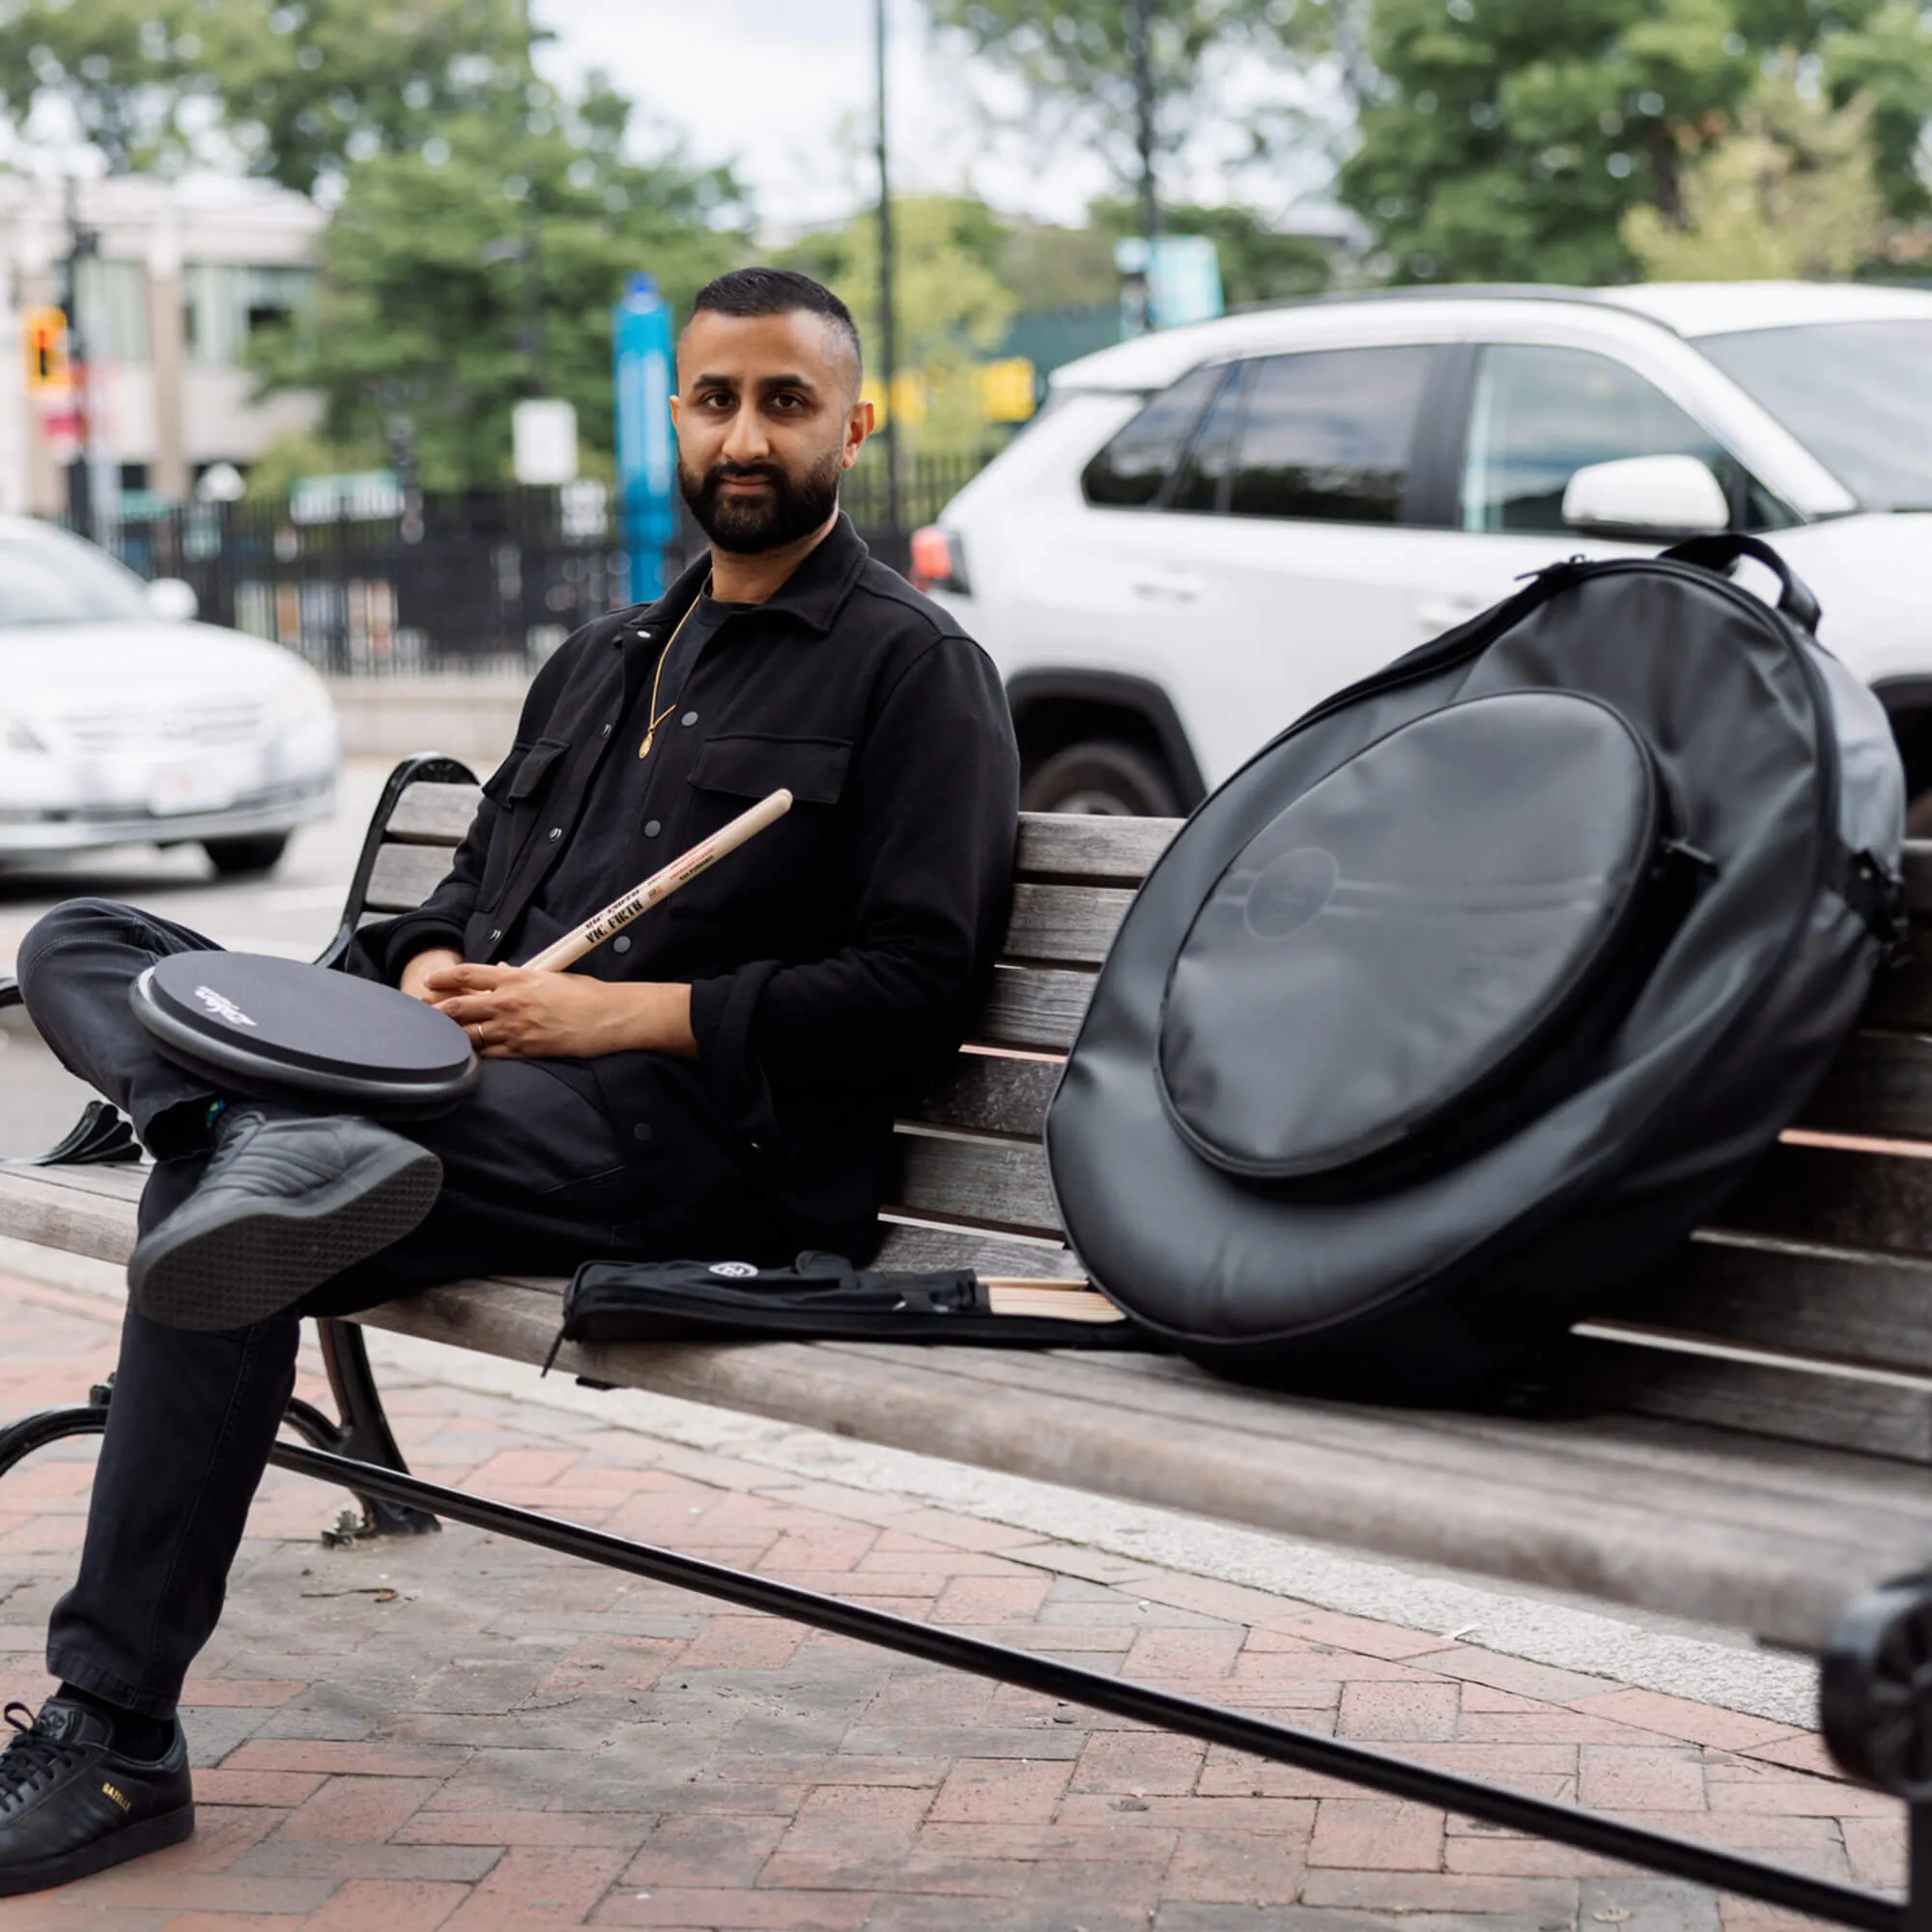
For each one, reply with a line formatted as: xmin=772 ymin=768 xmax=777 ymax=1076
xmin=1227 ymin=346 xmax=1432 ymax=525
xmin=1081 ymin=364 xmax=1226 ymax=508
xmin=1463 ymin=345 xmax=1744 ymax=533
xmin=1168 ymin=362 xmax=1251 ymax=514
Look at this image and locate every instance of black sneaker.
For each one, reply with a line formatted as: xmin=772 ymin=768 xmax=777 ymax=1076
xmin=0 ymin=1697 xmax=193 ymax=1896
xmin=128 ymin=1107 xmax=442 ymax=1331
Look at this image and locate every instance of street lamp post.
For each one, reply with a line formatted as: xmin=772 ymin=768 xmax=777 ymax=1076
xmin=1130 ymin=0 xmax=1158 ymax=249
xmin=61 ymin=177 xmax=98 ymax=537
xmin=874 ymin=0 xmax=901 ymax=537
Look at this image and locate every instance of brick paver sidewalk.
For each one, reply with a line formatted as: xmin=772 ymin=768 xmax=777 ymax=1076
xmin=0 ymin=1269 xmax=1907 ymax=1932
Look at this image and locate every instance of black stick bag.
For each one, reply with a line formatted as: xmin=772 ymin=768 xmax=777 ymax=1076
xmin=548 ymin=1252 xmax=1156 ymax=1366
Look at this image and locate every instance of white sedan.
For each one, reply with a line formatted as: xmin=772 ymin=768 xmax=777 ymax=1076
xmin=0 ymin=516 xmax=338 ymax=874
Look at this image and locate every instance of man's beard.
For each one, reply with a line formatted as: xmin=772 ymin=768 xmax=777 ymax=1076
xmin=678 ymin=448 xmax=843 ymax=554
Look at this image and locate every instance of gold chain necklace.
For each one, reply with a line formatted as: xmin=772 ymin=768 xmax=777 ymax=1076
xmin=638 ymin=578 xmax=710 ymax=759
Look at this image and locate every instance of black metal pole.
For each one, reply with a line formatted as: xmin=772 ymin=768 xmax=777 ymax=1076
xmin=60 ymin=177 xmax=95 ymax=537
xmin=874 ymin=0 xmax=901 ymax=536
xmin=518 ymin=0 xmax=546 ymax=400
xmin=1131 ymin=0 xmax=1158 ymax=247
xmin=523 ymin=203 xmax=547 ymax=398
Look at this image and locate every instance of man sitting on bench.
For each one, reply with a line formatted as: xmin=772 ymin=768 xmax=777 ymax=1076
xmin=0 ymin=267 xmax=1020 ymax=1896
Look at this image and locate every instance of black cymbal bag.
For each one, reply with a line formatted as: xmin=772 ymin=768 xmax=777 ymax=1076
xmin=1045 ymin=535 xmax=1907 ymax=1404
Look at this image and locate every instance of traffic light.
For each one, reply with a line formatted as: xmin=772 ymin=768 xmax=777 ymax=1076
xmin=23 ymin=308 xmax=69 ymax=393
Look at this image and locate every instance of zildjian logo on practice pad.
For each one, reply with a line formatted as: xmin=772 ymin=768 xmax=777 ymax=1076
xmin=193 ymin=985 xmax=257 ymax=1028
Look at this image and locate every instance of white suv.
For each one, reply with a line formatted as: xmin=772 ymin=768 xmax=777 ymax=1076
xmin=916 ymin=282 xmax=1932 ymax=824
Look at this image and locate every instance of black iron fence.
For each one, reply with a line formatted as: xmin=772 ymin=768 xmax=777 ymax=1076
xmin=78 ymin=446 xmax=992 ymax=677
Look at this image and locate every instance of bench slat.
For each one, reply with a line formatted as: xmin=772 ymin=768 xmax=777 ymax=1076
xmin=1003 ymin=883 xmax=1134 ymax=967
xmin=376 ymin=786 xmax=1177 ymax=883
xmin=1792 ymin=1029 xmax=1932 ymax=1141
xmin=1015 ymin=813 xmax=1177 ymax=885
xmin=1858 ymin=937 xmax=1932 ymax=1030
xmin=871 ymin=1221 xmax=1083 ymax=1279
xmin=384 ymin=781 xmax=482 ymax=845
xmin=1566 ymin=1332 xmax=1932 ymax=1463
xmin=364 ymin=797 xmax=1141 ymax=972
xmin=363 ymin=841 xmax=457 ymax=915
xmin=1904 ymin=838 xmax=1932 ymax=913
xmin=1709 ymin=1139 xmax=1932 ymax=1259
xmin=904 ymin=1055 xmax=1061 ymax=1139
xmin=0 ymin=1161 xmax=143 ymax=1264
xmin=974 ymin=967 xmax=1093 ymax=1055
xmin=883 ymin=1346 xmax=1932 ymax=1527
xmin=888 ymin=1133 xmax=1060 ymax=1238
xmin=347 ymin=1277 xmax=1932 ymax=1651
xmin=1643 ymin=1237 xmax=1932 ymax=1378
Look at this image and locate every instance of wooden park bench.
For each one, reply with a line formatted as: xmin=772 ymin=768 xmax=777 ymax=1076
xmin=0 ymin=752 xmax=1927 ymax=1929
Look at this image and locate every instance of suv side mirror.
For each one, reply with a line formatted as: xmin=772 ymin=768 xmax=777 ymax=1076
xmin=1562 ymin=455 xmax=1729 ymax=540
xmin=147 ymin=578 xmax=199 ymax=622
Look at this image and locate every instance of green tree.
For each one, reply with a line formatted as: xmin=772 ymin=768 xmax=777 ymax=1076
xmin=997 ymin=217 xmax=1121 ymax=314
xmin=1339 ymin=0 xmax=1932 ymax=285
xmin=1818 ymin=3 xmax=1932 ymax=223
xmin=248 ymin=77 xmax=749 ymax=489
xmin=1090 ymin=197 xmax=1333 ymax=304
xmin=1622 ymin=68 xmax=1888 ymax=281
xmin=922 ymin=0 xmax=1335 ymax=203
xmin=0 ymin=0 xmax=529 ymax=192
xmin=780 ymin=196 xmax=1020 ymax=455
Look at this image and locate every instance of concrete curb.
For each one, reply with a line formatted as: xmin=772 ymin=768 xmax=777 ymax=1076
xmin=325 ymin=676 xmax=525 ymax=771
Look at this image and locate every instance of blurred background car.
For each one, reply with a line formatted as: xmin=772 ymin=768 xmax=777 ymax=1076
xmin=0 ymin=516 xmax=339 ymax=874
xmin=916 ymin=281 xmax=1932 ymax=825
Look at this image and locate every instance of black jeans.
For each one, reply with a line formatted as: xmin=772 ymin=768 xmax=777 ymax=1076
xmin=14 ymin=897 xmax=768 ymax=1716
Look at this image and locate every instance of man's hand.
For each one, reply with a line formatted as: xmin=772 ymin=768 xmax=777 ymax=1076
xmin=399 ymin=947 xmax=464 ymax=1006
xmin=424 ymin=962 xmax=696 ymax=1061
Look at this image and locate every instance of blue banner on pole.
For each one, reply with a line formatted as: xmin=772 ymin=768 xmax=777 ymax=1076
xmin=613 ymin=271 xmax=677 ymax=603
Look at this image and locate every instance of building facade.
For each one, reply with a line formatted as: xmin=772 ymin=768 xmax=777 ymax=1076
xmin=0 ymin=173 xmax=324 ymax=518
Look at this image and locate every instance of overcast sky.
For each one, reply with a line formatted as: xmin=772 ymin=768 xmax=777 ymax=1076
xmin=530 ymin=0 xmax=1340 ymax=238
xmin=0 ymin=0 xmax=1339 ymax=237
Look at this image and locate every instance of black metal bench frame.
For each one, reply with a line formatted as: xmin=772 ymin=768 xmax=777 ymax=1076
xmin=0 ymin=750 xmax=1924 ymax=1930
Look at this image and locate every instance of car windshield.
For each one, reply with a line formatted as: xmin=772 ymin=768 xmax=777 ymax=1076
xmin=0 ymin=529 xmax=153 ymax=625
xmin=1697 ymin=321 xmax=1932 ymax=513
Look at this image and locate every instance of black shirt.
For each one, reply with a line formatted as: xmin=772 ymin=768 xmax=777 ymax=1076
xmin=514 ymin=587 xmax=753 ymax=971
xmin=353 ymin=515 xmax=1021 ymax=1247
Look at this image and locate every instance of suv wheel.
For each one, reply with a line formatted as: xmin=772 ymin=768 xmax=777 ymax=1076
xmin=203 ymin=833 xmax=290 ymax=877
xmin=1022 ymin=742 xmax=1180 ymax=817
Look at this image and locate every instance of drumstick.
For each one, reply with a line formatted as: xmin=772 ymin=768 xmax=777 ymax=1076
xmin=979 ymin=1276 xmax=1123 ymax=1322
xmin=983 ymin=1286 xmax=1123 ymax=1322
xmin=520 ymin=789 xmax=793 ymax=973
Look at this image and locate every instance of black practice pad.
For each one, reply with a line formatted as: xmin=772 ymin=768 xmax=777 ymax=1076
xmin=1156 ymin=692 xmax=1663 ymax=1179
xmin=133 ymin=952 xmax=479 ymax=1118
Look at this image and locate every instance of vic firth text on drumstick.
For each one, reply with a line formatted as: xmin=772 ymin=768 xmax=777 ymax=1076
xmin=520 ymin=788 xmax=793 ymax=974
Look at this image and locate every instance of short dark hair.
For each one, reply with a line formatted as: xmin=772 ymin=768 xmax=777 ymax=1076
xmin=688 ymin=267 xmax=863 ymax=376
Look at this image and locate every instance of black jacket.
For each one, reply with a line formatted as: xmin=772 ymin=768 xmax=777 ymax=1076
xmin=354 ymin=516 xmax=1020 ymax=1251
